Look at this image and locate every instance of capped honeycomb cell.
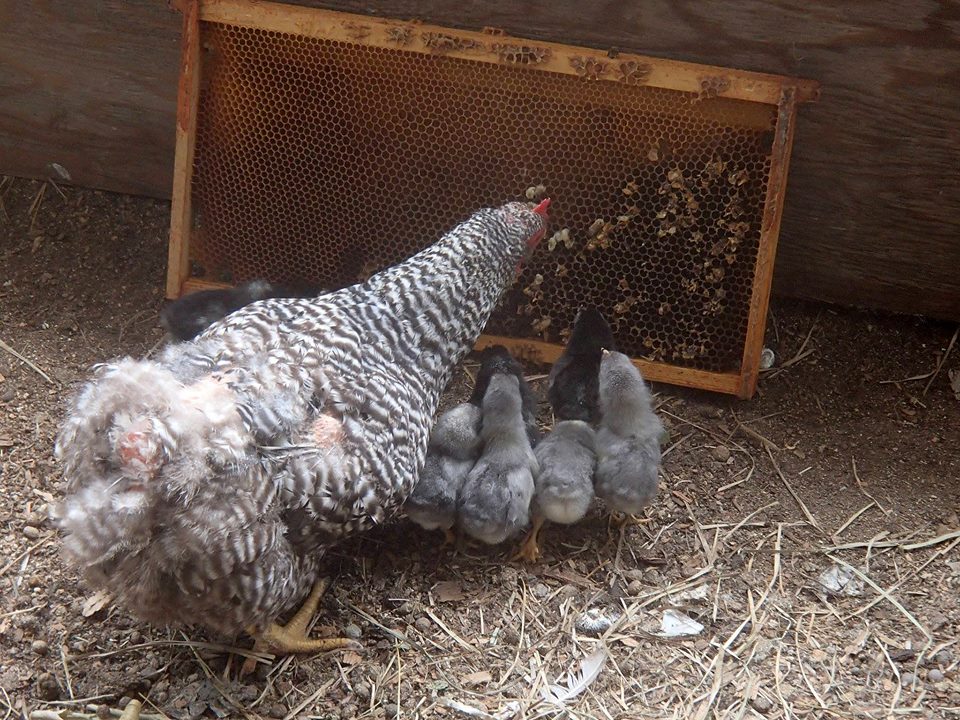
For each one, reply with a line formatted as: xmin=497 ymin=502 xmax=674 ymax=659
xmin=168 ymin=0 xmax=817 ymax=398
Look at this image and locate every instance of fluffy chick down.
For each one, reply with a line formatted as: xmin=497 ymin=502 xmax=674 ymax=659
xmin=594 ymin=350 xmax=663 ymax=515
xmin=457 ymin=374 xmax=538 ymax=545
xmin=404 ymin=403 xmax=482 ymax=533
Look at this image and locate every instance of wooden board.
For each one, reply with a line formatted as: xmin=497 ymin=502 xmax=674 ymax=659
xmin=0 ymin=1 xmax=181 ymax=197
xmin=2 ymin=0 xmax=959 ymax=320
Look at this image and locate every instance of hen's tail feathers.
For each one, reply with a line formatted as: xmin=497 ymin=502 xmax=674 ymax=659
xmin=55 ymin=358 xmax=250 ymax=570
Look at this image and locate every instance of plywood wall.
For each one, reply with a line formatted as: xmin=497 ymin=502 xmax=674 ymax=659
xmin=1 ymin=0 xmax=958 ymax=319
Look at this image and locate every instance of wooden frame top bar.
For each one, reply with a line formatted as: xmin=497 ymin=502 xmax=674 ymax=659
xmin=198 ymin=0 xmax=819 ymax=106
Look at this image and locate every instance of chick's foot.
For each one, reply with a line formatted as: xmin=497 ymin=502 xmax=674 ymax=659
xmin=513 ymin=515 xmax=545 ymax=563
xmin=442 ymin=527 xmax=457 ymax=548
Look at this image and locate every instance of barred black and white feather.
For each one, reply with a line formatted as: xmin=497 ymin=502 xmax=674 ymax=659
xmin=55 ymin=202 xmax=547 ymax=635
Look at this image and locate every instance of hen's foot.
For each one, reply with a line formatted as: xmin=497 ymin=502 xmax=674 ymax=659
xmin=241 ymin=578 xmax=361 ymax=675
xmin=513 ymin=515 xmax=545 ymax=563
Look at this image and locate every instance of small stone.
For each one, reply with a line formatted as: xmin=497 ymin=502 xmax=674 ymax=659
xmin=396 ymin=601 xmax=413 ymax=615
xmin=31 ymin=640 xmax=49 ymax=656
xmin=22 ymin=526 xmax=41 ymax=540
xmin=900 ymin=672 xmax=916 ymax=687
xmin=697 ymin=405 xmax=723 ymax=419
xmin=750 ymin=696 xmax=773 ymax=714
xmin=934 ymin=649 xmax=953 ymax=665
xmin=383 ymin=703 xmax=400 ymax=718
xmin=129 ymin=631 xmax=143 ymax=645
xmin=267 ymin=702 xmax=287 ymax=718
xmin=35 ymin=673 xmax=60 ymax=701
xmin=623 ymin=569 xmax=645 ymax=582
xmin=531 ymin=583 xmax=550 ymax=599
xmin=626 ymin=580 xmax=643 ymax=595
xmin=928 ymin=669 xmax=945 ymax=682
xmin=712 ymin=445 xmax=731 ymax=462
xmin=343 ymin=623 xmax=362 ymax=640
xmin=24 ymin=512 xmax=45 ymax=528
xmin=118 ymin=696 xmax=132 ymax=709
xmin=414 ymin=617 xmax=432 ymax=633
xmin=96 ymin=706 xmax=112 ymax=720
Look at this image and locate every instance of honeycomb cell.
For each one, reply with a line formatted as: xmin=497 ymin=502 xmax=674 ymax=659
xmin=189 ymin=21 xmax=780 ymax=373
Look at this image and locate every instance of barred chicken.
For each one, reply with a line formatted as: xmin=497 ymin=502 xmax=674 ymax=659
xmin=55 ymin=200 xmax=550 ymax=660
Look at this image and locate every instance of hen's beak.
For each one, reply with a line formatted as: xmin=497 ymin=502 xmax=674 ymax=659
xmin=532 ymin=198 xmax=551 ymax=217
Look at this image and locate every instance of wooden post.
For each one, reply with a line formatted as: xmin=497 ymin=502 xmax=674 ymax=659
xmin=166 ymin=0 xmax=201 ymax=299
xmin=738 ymin=86 xmax=799 ymax=398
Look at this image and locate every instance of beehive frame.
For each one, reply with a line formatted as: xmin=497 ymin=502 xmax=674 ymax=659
xmin=167 ymin=0 xmax=818 ymax=398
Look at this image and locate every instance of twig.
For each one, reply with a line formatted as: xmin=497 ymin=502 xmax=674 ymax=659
xmin=61 ymin=643 xmax=74 ymax=700
xmin=0 ymin=532 xmax=54 ymax=576
xmin=184 ymin=635 xmax=259 ymax=720
xmin=0 ymin=338 xmax=55 ymax=384
xmin=833 ymin=502 xmax=876 ymax=540
xmin=424 ymin=609 xmax=478 ymax=654
xmin=75 ymin=637 xmax=270 ymax=662
xmin=827 ymin=555 xmax=931 ymax=640
xmin=28 ymin=181 xmax=46 ymax=230
xmin=922 ymin=325 xmax=959 ymax=396
xmin=765 ymin=445 xmax=821 ymax=531
xmin=849 ymin=457 xmax=891 ymax=515
xmin=282 ymin=678 xmax=335 ymax=720
xmin=763 ymin=311 xmax=821 ymax=379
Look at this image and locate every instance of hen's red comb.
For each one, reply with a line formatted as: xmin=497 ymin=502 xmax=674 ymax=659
xmin=532 ymin=198 xmax=551 ymax=217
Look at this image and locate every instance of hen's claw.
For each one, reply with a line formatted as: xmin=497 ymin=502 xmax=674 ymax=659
xmin=241 ymin=578 xmax=361 ymax=675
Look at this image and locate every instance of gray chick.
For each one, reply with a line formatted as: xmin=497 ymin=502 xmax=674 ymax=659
xmin=457 ymin=374 xmax=538 ymax=546
xmin=594 ymin=350 xmax=663 ymax=522
xmin=514 ymin=419 xmax=596 ymax=562
xmin=404 ymin=403 xmax=482 ymax=545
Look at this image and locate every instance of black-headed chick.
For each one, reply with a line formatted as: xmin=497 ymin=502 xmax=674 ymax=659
xmin=546 ymin=307 xmax=615 ymax=423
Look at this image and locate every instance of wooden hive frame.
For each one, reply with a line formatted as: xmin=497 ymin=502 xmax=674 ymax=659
xmin=167 ymin=0 xmax=818 ymax=398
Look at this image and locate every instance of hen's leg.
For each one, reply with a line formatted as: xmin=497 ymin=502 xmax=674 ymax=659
xmin=242 ymin=578 xmax=360 ymax=675
xmin=513 ymin=514 xmax=546 ymax=563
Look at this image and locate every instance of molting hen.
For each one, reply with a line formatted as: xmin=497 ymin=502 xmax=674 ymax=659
xmin=55 ymin=200 xmax=550 ymax=659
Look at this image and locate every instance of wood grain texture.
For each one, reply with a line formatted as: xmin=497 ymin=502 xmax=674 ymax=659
xmin=2 ymin=0 xmax=959 ymax=318
xmin=0 ymin=1 xmax=181 ymax=197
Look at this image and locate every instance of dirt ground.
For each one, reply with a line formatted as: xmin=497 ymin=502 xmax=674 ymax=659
xmin=0 ymin=178 xmax=958 ymax=720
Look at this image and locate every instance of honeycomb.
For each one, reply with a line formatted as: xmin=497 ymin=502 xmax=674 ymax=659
xmin=186 ymin=12 xmax=794 ymax=378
